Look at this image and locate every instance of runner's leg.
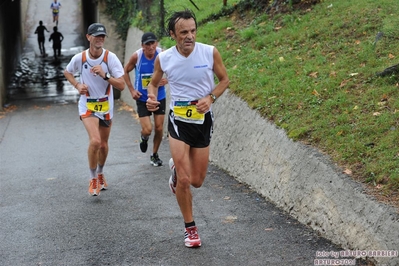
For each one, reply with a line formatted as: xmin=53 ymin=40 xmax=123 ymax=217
xmin=98 ymin=123 xmax=111 ymax=166
xmin=81 ymin=117 xmax=101 ymax=171
xmin=170 ymin=137 xmax=209 ymax=223
xmin=152 ymin=113 xmax=165 ymax=154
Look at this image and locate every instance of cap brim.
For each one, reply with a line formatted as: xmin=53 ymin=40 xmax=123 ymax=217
xmin=143 ymin=39 xmax=157 ymax=44
xmin=91 ymin=32 xmax=107 ymax=36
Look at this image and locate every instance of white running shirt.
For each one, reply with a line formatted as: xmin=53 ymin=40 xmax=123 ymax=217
xmin=65 ymin=48 xmax=124 ymax=120
xmin=158 ymin=42 xmax=215 ymax=111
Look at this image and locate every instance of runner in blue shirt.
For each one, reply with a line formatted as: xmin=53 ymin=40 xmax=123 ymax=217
xmin=123 ymin=32 xmax=168 ymax=167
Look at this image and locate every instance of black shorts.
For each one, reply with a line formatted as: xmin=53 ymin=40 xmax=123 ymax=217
xmin=137 ymin=98 xmax=166 ymax=118
xmin=168 ymin=110 xmax=214 ymax=148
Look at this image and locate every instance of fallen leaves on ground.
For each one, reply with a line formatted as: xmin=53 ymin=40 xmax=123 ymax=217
xmin=0 ymin=105 xmax=18 ymax=119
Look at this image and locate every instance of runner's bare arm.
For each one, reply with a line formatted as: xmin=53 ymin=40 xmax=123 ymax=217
xmin=107 ymin=76 xmax=125 ymax=91
xmin=89 ymin=64 xmax=125 ymax=91
xmin=63 ymin=69 xmax=88 ymax=95
xmin=146 ymin=56 xmax=163 ymax=111
xmin=211 ymin=47 xmax=229 ymax=99
xmin=123 ymin=52 xmax=141 ymax=99
xmin=147 ymin=56 xmax=163 ymax=97
xmin=196 ymin=47 xmax=230 ymax=113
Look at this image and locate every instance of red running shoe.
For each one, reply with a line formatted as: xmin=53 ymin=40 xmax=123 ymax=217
xmin=184 ymin=226 xmax=201 ymax=248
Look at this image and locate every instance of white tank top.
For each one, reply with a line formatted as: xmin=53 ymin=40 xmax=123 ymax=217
xmin=158 ymin=42 xmax=215 ymax=110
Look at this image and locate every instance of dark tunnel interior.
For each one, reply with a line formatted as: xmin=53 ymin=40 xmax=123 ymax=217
xmin=0 ymin=0 xmax=98 ymax=104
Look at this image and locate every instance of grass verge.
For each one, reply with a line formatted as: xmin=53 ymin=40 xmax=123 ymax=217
xmin=127 ymin=0 xmax=399 ymax=206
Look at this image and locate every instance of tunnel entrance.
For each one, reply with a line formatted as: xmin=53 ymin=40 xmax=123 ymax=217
xmin=1 ymin=0 xmax=98 ymax=106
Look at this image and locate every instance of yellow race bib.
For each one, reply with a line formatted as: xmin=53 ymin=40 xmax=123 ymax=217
xmin=141 ymin=73 xmax=152 ymax=89
xmin=86 ymin=96 xmax=109 ymax=114
xmin=173 ymin=100 xmax=204 ymax=124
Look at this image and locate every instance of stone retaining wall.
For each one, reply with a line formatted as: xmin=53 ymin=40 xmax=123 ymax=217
xmin=211 ymin=91 xmax=399 ymax=266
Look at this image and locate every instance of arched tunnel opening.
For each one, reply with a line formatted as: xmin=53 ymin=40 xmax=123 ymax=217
xmin=0 ymin=0 xmax=99 ymax=107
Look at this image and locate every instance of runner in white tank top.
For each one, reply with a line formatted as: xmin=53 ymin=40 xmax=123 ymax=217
xmin=146 ymin=9 xmax=230 ymax=248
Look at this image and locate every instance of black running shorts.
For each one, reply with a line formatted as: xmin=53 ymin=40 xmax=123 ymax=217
xmin=137 ymin=98 xmax=166 ymax=118
xmin=168 ymin=110 xmax=214 ymax=148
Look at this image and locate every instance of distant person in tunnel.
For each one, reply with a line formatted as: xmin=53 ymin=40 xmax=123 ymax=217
xmin=34 ymin=21 xmax=49 ymax=56
xmin=49 ymin=26 xmax=64 ymax=60
xmin=50 ymin=0 xmax=61 ymax=26
xmin=64 ymin=23 xmax=125 ymax=196
xmin=123 ymin=32 xmax=167 ymax=167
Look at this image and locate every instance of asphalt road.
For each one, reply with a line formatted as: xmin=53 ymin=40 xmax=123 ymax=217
xmin=0 ymin=99 xmax=344 ymax=266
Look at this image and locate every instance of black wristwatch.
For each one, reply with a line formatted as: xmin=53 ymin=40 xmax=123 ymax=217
xmin=103 ymin=72 xmax=111 ymax=80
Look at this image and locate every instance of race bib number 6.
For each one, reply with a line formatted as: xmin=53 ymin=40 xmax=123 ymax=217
xmin=86 ymin=96 xmax=110 ymax=114
xmin=173 ymin=100 xmax=204 ymax=124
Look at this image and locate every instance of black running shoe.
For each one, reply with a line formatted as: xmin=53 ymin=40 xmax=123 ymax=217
xmin=140 ymin=136 xmax=148 ymax=153
xmin=150 ymin=153 xmax=163 ymax=166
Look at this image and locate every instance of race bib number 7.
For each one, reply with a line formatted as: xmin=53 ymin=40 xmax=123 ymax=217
xmin=141 ymin=73 xmax=152 ymax=89
xmin=173 ymin=100 xmax=204 ymax=124
xmin=86 ymin=96 xmax=109 ymax=114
